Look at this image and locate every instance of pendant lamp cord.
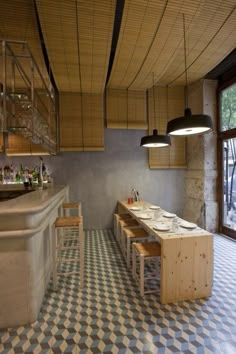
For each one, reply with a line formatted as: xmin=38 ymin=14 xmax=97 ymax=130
xmin=183 ymin=13 xmax=188 ymax=108
xmin=153 ymin=72 xmax=156 ymax=130
xmin=166 ymin=85 xmax=169 ymax=120
xmin=126 ymin=89 xmax=129 ymax=129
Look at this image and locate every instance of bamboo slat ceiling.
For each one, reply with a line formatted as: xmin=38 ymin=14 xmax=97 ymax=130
xmin=0 ymin=0 xmax=236 ymax=93
xmin=36 ymin=0 xmax=115 ymax=93
xmin=0 ymin=0 xmax=48 ymax=86
xmin=107 ymin=0 xmax=236 ymax=90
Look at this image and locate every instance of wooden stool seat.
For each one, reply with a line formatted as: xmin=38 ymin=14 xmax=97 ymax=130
xmin=133 ymin=242 xmax=161 ymax=257
xmin=63 ymin=202 xmax=81 ymax=209
xmin=52 ymin=216 xmax=84 ymax=291
xmin=55 ymin=216 xmax=81 ymax=228
xmin=125 ymin=228 xmax=148 ymax=238
xmin=123 ymin=227 xmax=149 ymax=268
xmin=118 ymin=218 xmax=139 ymax=246
xmin=115 ymin=213 xmax=131 ymax=220
xmin=132 ymin=241 xmax=161 ymax=296
xmin=113 ymin=213 xmax=132 ymax=240
xmin=119 ymin=218 xmax=139 ymax=227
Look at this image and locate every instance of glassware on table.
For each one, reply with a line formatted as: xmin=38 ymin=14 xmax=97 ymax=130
xmin=154 ymin=209 xmax=161 ymax=221
xmin=172 ymin=216 xmax=179 ymax=232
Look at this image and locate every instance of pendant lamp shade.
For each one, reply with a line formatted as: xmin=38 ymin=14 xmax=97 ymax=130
xmin=140 ymin=74 xmax=171 ymax=148
xmin=167 ymin=108 xmax=213 ymax=136
xmin=167 ymin=14 xmax=213 ymax=137
xmin=140 ymin=129 xmax=171 ymax=147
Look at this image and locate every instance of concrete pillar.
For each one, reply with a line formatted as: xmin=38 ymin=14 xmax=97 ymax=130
xmin=183 ymin=79 xmax=218 ymax=232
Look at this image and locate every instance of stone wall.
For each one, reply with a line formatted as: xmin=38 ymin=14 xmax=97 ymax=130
xmin=183 ymin=79 xmax=218 ymax=232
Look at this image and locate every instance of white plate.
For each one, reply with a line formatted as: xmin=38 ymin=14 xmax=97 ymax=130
xmin=180 ymin=221 xmax=197 ymax=229
xmin=153 ymin=223 xmax=170 ymax=231
xmin=163 ymin=212 xmax=176 ymax=218
xmin=139 ymin=214 xmax=152 ymax=220
xmin=149 ymin=205 xmax=160 ymax=210
xmin=130 ymin=206 xmax=140 ymax=211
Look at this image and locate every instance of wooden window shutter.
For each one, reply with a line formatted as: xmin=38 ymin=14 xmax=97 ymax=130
xmin=148 ymin=86 xmax=186 ymax=168
xmin=106 ymin=88 xmax=147 ymax=129
xmin=59 ymin=92 xmax=104 ymax=151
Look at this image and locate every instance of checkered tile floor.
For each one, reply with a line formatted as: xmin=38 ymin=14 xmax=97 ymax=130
xmin=1 ymin=230 xmax=236 ymax=353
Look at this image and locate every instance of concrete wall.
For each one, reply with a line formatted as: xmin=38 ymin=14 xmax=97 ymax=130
xmin=0 ymin=129 xmax=185 ymax=229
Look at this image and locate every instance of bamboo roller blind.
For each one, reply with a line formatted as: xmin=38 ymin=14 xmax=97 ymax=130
xmin=60 ymin=92 xmax=104 ymax=151
xmin=0 ymin=134 xmax=50 ymax=156
xmin=148 ymin=86 xmax=186 ymax=169
xmin=106 ymin=89 xmax=147 ymax=129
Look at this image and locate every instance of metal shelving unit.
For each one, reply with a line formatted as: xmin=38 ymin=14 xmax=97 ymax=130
xmin=0 ymin=40 xmax=57 ymax=154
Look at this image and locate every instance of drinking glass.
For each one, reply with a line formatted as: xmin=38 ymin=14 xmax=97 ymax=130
xmin=172 ymin=216 xmax=179 ymax=232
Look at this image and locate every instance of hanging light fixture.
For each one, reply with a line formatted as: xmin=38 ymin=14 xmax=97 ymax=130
xmin=166 ymin=14 xmax=213 ymax=136
xmin=140 ymin=74 xmax=171 ymax=148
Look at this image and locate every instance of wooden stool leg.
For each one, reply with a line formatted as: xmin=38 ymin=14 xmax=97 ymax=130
xmin=58 ymin=205 xmax=63 ymax=217
xmin=52 ymin=224 xmax=58 ymax=291
xmin=140 ymin=255 xmax=144 ymax=297
xmin=114 ymin=216 xmax=118 ymax=240
xmin=121 ymin=228 xmax=126 ymax=254
xmin=79 ymin=222 xmax=84 ymax=288
xmin=127 ymin=237 xmax=131 ymax=268
xmin=78 ymin=204 xmax=82 ymax=217
xmin=132 ymin=244 xmax=136 ymax=279
xmin=155 ymin=257 xmax=159 ymax=273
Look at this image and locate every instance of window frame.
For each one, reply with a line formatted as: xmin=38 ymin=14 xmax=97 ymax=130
xmin=218 ymin=75 xmax=236 ymax=240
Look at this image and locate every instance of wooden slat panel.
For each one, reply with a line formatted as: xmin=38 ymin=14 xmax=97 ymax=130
xmin=106 ymin=89 xmax=147 ymax=129
xmin=107 ymin=0 xmax=169 ymax=89
xmin=82 ymin=93 xmax=104 ymax=151
xmin=59 ymin=92 xmax=104 ymax=151
xmin=0 ymin=0 xmax=48 ymax=86
xmin=148 ymin=86 xmax=186 ymax=168
xmin=5 ymin=134 xmax=50 ymax=156
xmin=59 ymin=92 xmax=83 ymax=151
xmin=37 ymin=0 xmax=115 ymax=93
xmin=106 ymin=89 xmax=128 ymax=129
xmin=107 ymin=0 xmax=236 ymax=90
xmin=128 ymin=90 xmax=148 ymax=129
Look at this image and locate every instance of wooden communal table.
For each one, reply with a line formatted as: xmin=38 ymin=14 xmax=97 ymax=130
xmin=118 ymin=200 xmax=213 ymax=304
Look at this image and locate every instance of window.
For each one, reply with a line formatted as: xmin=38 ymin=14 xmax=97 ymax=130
xmin=219 ymin=81 xmax=236 ymax=240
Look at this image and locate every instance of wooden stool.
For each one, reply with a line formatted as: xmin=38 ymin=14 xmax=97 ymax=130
xmin=118 ymin=218 xmax=139 ymax=246
xmin=132 ymin=242 xmax=161 ymax=296
xmin=62 ymin=203 xmax=82 ymax=243
xmin=122 ymin=227 xmax=149 ymax=268
xmin=52 ymin=216 xmax=84 ymax=291
xmin=113 ymin=213 xmax=131 ymax=240
xmin=63 ymin=202 xmax=82 ymax=216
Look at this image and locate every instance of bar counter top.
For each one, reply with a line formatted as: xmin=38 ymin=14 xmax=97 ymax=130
xmin=0 ymin=185 xmax=69 ymax=235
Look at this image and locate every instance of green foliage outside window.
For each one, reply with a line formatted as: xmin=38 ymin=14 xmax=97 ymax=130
xmin=221 ymin=83 xmax=236 ymax=131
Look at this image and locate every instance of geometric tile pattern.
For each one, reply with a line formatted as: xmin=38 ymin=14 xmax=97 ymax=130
xmin=0 ymin=230 xmax=236 ymax=354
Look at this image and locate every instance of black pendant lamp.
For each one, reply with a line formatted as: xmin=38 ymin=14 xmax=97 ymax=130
xmin=141 ymin=75 xmax=171 ymax=148
xmin=166 ymin=14 xmax=213 ymax=137
xmin=140 ymin=128 xmax=171 ymax=147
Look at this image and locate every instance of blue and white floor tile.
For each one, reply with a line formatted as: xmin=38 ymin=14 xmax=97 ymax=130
xmin=0 ymin=230 xmax=236 ymax=353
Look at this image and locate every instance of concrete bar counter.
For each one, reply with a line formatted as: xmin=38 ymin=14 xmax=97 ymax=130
xmin=0 ymin=185 xmax=69 ymax=329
